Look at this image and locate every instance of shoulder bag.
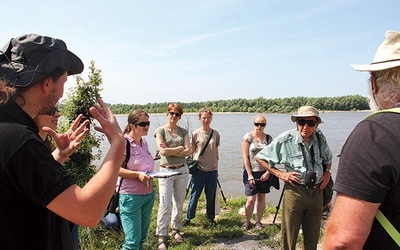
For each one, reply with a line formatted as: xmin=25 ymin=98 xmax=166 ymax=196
xmin=186 ymin=129 xmax=214 ymax=175
xmin=315 ymin=132 xmax=334 ymax=207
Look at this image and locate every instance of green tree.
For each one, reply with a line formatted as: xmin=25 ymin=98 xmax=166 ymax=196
xmin=59 ymin=61 xmax=104 ymax=187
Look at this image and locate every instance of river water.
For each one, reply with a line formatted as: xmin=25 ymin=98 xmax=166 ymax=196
xmin=98 ymin=111 xmax=370 ymax=205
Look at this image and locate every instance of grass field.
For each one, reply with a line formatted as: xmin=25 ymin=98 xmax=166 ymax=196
xmin=79 ymin=181 xmax=326 ymax=249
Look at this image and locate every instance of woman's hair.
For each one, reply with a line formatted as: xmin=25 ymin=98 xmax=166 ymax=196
xmin=44 ymin=135 xmax=56 ymax=152
xmin=253 ymin=114 xmax=267 ymax=124
xmin=371 ymin=66 xmax=400 ymax=104
xmin=0 ymin=79 xmax=16 ymax=105
xmin=124 ymin=109 xmax=149 ymax=133
xmin=198 ymin=107 xmax=213 ymax=118
xmin=167 ymin=103 xmax=183 ymax=115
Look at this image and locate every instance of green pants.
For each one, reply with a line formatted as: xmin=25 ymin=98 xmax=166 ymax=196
xmin=281 ymin=184 xmax=323 ymax=250
xmin=119 ymin=191 xmax=156 ymax=250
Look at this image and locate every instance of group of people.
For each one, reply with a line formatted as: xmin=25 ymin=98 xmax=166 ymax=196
xmin=116 ymin=103 xmax=220 ymax=250
xmin=1 ymin=29 xmax=399 ymax=250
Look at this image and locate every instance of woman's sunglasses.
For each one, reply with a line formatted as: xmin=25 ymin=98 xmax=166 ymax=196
xmin=133 ymin=121 xmax=151 ymax=127
xmin=50 ymin=106 xmax=59 ymax=116
xmin=296 ymin=119 xmax=317 ymax=127
xmin=169 ymin=112 xmax=181 ymax=117
xmin=254 ymin=123 xmax=266 ymax=127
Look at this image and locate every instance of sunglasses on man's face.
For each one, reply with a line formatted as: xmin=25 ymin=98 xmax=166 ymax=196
xmin=296 ymin=119 xmax=317 ymax=127
xmin=169 ymin=112 xmax=181 ymax=117
xmin=133 ymin=121 xmax=151 ymax=127
xmin=254 ymin=123 xmax=266 ymax=127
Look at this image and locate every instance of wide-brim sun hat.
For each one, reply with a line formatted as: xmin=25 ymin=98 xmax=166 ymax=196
xmin=0 ymin=34 xmax=84 ymax=88
xmin=291 ymin=106 xmax=322 ymax=123
xmin=350 ymin=30 xmax=400 ymax=72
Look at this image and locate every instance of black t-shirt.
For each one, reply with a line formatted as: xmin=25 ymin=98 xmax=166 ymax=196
xmin=335 ymin=111 xmax=400 ymax=249
xmin=0 ymin=102 xmax=75 ymax=249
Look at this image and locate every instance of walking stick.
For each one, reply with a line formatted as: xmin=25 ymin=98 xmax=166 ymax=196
xmin=273 ymin=186 xmax=285 ymax=224
xmin=217 ymin=179 xmax=227 ymax=204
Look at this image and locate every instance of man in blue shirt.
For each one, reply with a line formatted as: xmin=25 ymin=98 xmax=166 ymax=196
xmin=256 ymin=106 xmax=332 ymax=250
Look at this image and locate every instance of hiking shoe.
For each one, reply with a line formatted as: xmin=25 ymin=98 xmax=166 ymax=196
xmin=182 ymin=219 xmax=191 ymax=227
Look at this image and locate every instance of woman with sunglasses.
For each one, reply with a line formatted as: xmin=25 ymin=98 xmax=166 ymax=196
xmin=33 ymin=106 xmax=87 ymax=250
xmin=241 ymin=115 xmax=273 ymax=230
xmin=34 ymin=107 xmax=61 ymax=151
xmin=118 ymin=109 xmax=155 ymax=250
xmin=155 ymin=103 xmax=190 ymax=250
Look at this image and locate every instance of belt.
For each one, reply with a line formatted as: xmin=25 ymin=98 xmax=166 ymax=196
xmin=295 ymin=183 xmax=320 ymax=190
xmin=160 ymin=164 xmax=184 ymax=169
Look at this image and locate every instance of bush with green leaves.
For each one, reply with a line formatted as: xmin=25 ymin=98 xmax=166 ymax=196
xmin=58 ymin=61 xmax=104 ymax=187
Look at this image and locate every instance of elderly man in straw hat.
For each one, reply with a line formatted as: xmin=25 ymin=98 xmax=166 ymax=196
xmin=256 ymin=106 xmax=332 ymax=250
xmin=0 ymin=34 xmax=125 ymax=249
xmin=324 ymin=30 xmax=400 ymax=249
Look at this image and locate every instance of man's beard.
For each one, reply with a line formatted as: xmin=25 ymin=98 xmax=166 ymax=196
xmin=368 ymin=87 xmax=382 ymax=112
xmin=38 ymin=90 xmax=58 ymax=115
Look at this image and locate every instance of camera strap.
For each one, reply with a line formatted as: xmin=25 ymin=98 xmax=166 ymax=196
xmin=300 ymin=143 xmax=315 ymax=171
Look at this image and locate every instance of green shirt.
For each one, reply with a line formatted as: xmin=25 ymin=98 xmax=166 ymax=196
xmin=256 ymin=128 xmax=332 ymax=185
xmin=156 ymin=125 xmax=188 ymax=166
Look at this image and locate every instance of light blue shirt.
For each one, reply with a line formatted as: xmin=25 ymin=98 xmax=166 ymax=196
xmin=256 ymin=128 xmax=332 ymax=185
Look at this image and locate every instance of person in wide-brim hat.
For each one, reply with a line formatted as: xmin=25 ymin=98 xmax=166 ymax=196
xmin=324 ymin=30 xmax=400 ymax=249
xmin=0 ymin=34 xmax=83 ymax=88
xmin=290 ymin=105 xmax=323 ymax=124
xmin=350 ymin=30 xmax=400 ymax=72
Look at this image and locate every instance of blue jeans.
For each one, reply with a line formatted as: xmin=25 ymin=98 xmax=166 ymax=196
xmin=186 ymin=169 xmax=218 ymax=221
xmin=119 ymin=191 xmax=156 ymax=250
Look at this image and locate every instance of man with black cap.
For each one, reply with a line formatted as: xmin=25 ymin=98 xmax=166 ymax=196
xmin=324 ymin=30 xmax=400 ymax=249
xmin=256 ymin=106 xmax=332 ymax=250
xmin=0 ymin=34 xmax=125 ymax=249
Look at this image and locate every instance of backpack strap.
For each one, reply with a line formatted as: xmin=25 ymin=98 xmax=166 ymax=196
xmin=376 ymin=210 xmax=400 ymax=246
xmin=115 ymin=138 xmax=130 ymax=193
xmin=366 ymin=107 xmax=400 ymax=118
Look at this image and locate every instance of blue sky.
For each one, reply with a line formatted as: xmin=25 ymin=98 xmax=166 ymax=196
xmin=1 ymin=0 xmax=400 ymax=104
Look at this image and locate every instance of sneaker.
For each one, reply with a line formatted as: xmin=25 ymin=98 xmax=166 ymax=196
xmin=182 ymin=219 xmax=191 ymax=227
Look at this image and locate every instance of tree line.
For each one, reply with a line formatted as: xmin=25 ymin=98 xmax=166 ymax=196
xmin=108 ymin=95 xmax=369 ymax=114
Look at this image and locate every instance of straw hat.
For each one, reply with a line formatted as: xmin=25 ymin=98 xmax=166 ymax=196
xmin=350 ymin=30 xmax=400 ymax=72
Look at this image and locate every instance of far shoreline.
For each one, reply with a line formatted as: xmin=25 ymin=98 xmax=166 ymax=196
xmin=114 ymin=110 xmax=372 ymax=116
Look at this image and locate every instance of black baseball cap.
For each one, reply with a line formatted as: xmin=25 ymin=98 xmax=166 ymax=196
xmin=0 ymin=34 xmax=84 ymax=87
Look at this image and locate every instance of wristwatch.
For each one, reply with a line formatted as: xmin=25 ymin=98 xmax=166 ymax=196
xmin=325 ymin=169 xmax=332 ymax=174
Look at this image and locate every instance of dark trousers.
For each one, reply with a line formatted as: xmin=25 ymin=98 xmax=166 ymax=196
xmin=186 ymin=169 xmax=218 ymax=221
xmin=281 ymin=183 xmax=323 ymax=250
